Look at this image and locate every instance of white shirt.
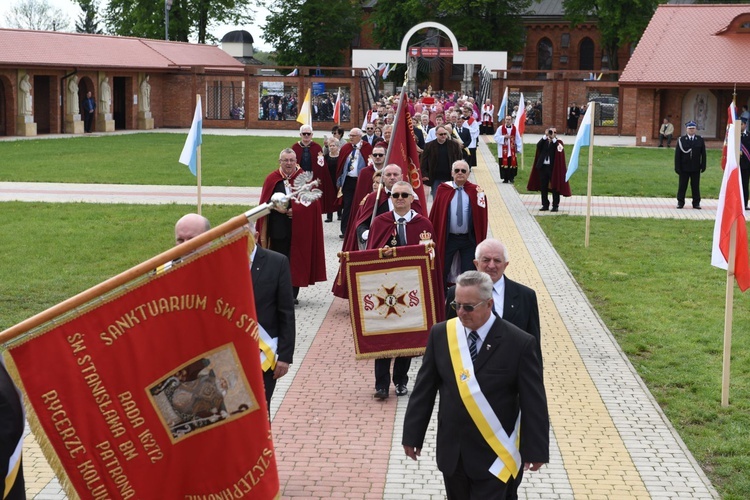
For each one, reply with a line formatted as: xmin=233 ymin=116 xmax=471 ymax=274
xmin=461 ymin=312 xmax=496 ymax=347
xmin=492 ymin=275 xmax=505 ymax=317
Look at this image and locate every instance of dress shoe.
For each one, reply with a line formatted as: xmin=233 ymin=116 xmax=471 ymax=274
xmin=293 ymin=299 xmax=299 ymax=305
xmin=693 ymin=205 xmax=701 ymax=210
xmin=373 ymin=388 xmax=389 ymax=400
xmin=339 ymin=234 xmax=345 ymax=239
xmin=539 ymin=206 xmax=549 ymax=211
xmin=396 ymin=384 xmax=408 ymax=396
xmin=325 ymin=217 xmax=333 ymax=223
xmin=676 ymin=204 xmax=684 ymax=209
xmin=551 ymin=206 xmax=559 ymax=212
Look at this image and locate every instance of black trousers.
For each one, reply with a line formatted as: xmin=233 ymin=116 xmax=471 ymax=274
xmin=84 ymin=112 xmax=94 ymax=132
xmin=467 ymin=147 xmax=477 ymax=167
xmin=340 ymin=176 xmax=358 ymax=234
xmin=443 ymin=455 xmax=511 ymax=500
xmin=499 ymin=165 xmax=517 ymax=182
xmin=742 ymin=167 xmax=750 ymax=208
xmin=444 ymin=233 xmax=476 ymax=284
xmin=539 ymin=167 xmax=560 ymax=209
xmin=677 ymin=171 xmax=701 ymax=207
xmin=374 ymin=357 xmax=411 ymax=390
xmin=262 ymin=368 xmax=276 ymax=418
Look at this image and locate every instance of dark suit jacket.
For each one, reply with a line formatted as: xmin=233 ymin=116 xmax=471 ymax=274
xmin=402 ymin=315 xmax=549 ymax=478
xmin=445 ymin=277 xmax=541 ymax=352
xmin=0 ymin=364 xmax=25 ymax=499
xmin=674 ymin=135 xmax=706 ymax=173
xmin=251 ymin=247 xmax=295 ymax=365
xmin=420 ymin=139 xmax=463 ymax=185
xmin=740 ymin=132 xmax=750 ymax=172
xmin=413 ymin=126 xmax=425 ymax=151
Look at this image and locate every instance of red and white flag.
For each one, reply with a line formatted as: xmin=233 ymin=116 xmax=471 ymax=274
xmin=712 ymin=101 xmax=750 ymax=291
xmin=721 ymin=105 xmax=734 ymax=170
xmin=514 ymin=92 xmax=526 ymax=145
xmin=332 ymin=88 xmax=341 ymax=124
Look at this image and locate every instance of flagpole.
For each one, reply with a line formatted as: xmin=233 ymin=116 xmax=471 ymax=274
xmin=337 ymin=87 xmax=341 ymax=126
xmin=585 ymin=101 xmax=595 ymax=248
xmin=196 ymin=95 xmax=202 ymax=215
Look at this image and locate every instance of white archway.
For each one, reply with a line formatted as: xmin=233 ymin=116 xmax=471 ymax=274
xmin=351 ymin=21 xmax=506 ymax=72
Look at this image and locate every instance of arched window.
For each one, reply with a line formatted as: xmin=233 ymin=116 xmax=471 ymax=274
xmin=579 ymin=37 xmax=594 ymax=70
xmin=537 ymin=38 xmax=553 ymax=70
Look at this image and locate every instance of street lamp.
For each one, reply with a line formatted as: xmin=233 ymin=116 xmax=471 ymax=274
xmin=165 ymin=0 xmax=173 ymax=41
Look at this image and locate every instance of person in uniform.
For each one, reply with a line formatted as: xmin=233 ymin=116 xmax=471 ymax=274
xmin=674 ymin=121 xmax=706 ymax=209
xmin=527 ymin=127 xmax=571 ymax=212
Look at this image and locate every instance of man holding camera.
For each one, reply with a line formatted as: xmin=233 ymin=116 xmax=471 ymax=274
xmin=527 ymin=127 xmax=571 ymax=212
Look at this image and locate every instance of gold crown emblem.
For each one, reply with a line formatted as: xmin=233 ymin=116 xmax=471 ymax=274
xmin=420 ymin=230 xmax=432 ymax=241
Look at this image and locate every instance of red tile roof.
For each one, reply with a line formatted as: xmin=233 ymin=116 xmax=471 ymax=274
xmin=620 ymin=5 xmax=750 ymax=86
xmin=0 ymin=29 xmax=243 ymax=70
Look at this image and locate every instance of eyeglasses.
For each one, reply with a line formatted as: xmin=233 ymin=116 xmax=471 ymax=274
xmin=453 ymin=168 xmax=468 ymax=174
xmin=391 ymin=192 xmax=411 ymax=199
xmin=366 ymin=127 xmax=374 ymax=131
xmin=280 ymin=158 xmax=296 ymax=163
xmin=450 ymin=300 xmax=488 ymax=312
xmin=301 ymin=132 xmax=312 ymax=136
xmin=438 ymin=133 xmax=448 ymax=136
xmin=371 ymin=153 xmax=385 ymax=157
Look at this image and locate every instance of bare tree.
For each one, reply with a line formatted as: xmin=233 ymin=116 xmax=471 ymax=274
xmin=4 ymin=0 xmax=71 ymax=31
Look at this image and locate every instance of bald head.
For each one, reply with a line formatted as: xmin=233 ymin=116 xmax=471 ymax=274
xmin=175 ymin=213 xmax=210 ymax=246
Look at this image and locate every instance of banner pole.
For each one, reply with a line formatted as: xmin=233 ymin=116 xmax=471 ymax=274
xmin=721 ymin=221 xmax=737 ymax=407
xmin=585 ymin=101 xmax=595 ymax=248
xmin=0 ymin=203 xmax=279 ymax=344
xmin=197 ymin=147 xmax=202 ymax=215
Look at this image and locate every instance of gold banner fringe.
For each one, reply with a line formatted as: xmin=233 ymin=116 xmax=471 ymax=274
xmin=354 ymin=347 xmax=427 ymax=360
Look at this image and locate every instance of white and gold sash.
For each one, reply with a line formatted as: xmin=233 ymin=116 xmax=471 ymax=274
xmin=446 ymin=318 xmax=521 ymax=482
xmin=258 ymin=324 xmax=278 ymax=372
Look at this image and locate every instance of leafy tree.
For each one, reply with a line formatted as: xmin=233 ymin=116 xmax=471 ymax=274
xmin=104 ymin=0 xmax=252 ymax=43
xmin=563 ymin=0 xmax=660 ymax=71
xmin=75 ymin=0 xmax=103 ymax=34
xmin=4 ymin=0 xmax=70 ymax=31
xmin=264 ymin=0 xmax=361 ymax=67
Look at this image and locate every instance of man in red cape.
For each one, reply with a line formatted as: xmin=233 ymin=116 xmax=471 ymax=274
xmin=292 ymin=124 xmax=336 ymax=217
xmin=257 ymin=148 xmax=327 ymax=300
xmin=335 ymin=128 xmax=373 ymax=239
xmin=339 ymin=144 xmax=387 ymax=246
xmin=494 ymin=115 xmax=520 ymax=184
xmin=527 ymin=127 xmax=571 ymax=212
xmin=367 ymin=180 xmax=439 ymax=400
xmin=332 ymin=164 xmax=424 ymax=299
xmin=429 ymin=160 xmax=488 ymax=286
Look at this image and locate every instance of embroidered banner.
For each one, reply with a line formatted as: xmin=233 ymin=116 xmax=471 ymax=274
xmin=343 ymin=245 xmax=443 ymax=359
xmin=2 ymin=232 xmax=280 ymax=499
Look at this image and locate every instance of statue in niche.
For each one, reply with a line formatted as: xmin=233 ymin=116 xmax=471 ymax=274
xmin=140 ymin=75 xmax=151 ymax=113
xmin=100 ymin=77 xmax=112 ymax=112
xmin=19 ymin=74 xmax=32 ymax=116
xmin=67 ymin=75 xmax=80 ymax=115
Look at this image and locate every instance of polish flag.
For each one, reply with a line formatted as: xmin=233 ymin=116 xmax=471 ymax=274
xmin=332 ymin=88 xmax=341 ymax=124
xmin=711 ymin=101 xmax=750 ymax=291
xmin=514 ymin=92 xmax=525 ymax=146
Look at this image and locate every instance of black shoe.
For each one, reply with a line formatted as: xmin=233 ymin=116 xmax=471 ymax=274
xmin=502 ymin=180 xmax=508 ymax=184
xmin=395 ymin=384 xmax=408 ymax=396
xmin=693 ymin=205 xmax=701 ymax=210
xmin=294 ymin=299 xmax=299 ymax=305
xmin=551 ymin=206 xmax=559 ymax=212
xmin=658 ymin=145 xmax=663 ymax=148
xmin=540 ymin=206 xmax=549 ymax=211
xmin=374 ymin=389 xmax=389 ymax=400
xmin=339 ymin=234 xmax=345 ymax=239
xmin=325 ymin=217 xmax=333 ymax=223
xmin=676 ymin=204 xmax=684 ymax=209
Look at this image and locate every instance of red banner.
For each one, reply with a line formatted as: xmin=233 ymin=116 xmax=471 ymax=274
xmin=4 ymin=233 xmax=280 ymax=499
xmin=343 ymin=245 xmax=443 ymax=360
xmin=390 ymin=87 xmax=427 ymax=213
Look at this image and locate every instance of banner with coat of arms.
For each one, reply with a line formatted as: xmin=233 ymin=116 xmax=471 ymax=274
xmin=2 ymin=231 xmax=280 ymax=499
xmin=342 ymin=245 xmax=443 ymax=360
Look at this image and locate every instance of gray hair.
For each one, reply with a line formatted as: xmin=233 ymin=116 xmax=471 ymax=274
xmin=391 ymin=180 xmax=414 ymax=196
xmin=279 ymin=147 xmax=295 ymax=159
xmin=475 ymin=239 xmax=509 ymax=262
xmin=456 ymin=271 xmax=493 ymax=300
xmin=299 ymin=124 xmax=313 ymax=134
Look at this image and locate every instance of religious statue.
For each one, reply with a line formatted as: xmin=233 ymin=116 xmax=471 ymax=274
xmin=67 ymin=75 xmax=80 ymax=115
xmin=100 ymin=77 xmax=112 ymax=112
xmin=140 ymin=75 xmax=151 ymax=113
xmin=19 ymin=74 xmax=32 ymax=116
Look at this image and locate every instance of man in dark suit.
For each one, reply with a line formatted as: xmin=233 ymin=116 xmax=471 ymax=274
xmin=675 ymin=121 xmax=707 ymax=209
xmin=83 ymin=90 xmax=96 ymax=133
xmin=445 ymin=239 xmax=540 ymax=363
xmin=740 ymin=117 xmax=750 ymax=210
xmin=403 ymin=271 xmax=549 ymax=499
xmin=1 ymin=361 xmax=25 ymax=500
xmin=421 ymin=125 xmax=464 ymax=198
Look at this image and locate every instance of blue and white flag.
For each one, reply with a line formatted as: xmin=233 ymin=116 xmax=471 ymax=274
xmin=179 ymin=96 xmax=202 ymax=176
xmin=566 ymin=102 xmax=594 ymax=181
xmin=497 ymin=87 xmax=508 ymax=120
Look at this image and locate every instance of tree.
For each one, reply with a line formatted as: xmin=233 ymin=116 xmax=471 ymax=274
xmin=4 ymin=0 xmax=70 ymax=31
xmin=563 ymin=0 xmax=659 ymax=71
xmin=264 ymin=0 xmax=361 ymax=67
xmin=104 ymin=0 xmax=253 ymax=43
xmin=75 ymin=0 xmax=103 ymax=34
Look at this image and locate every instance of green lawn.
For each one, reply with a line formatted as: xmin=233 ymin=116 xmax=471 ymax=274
xmin=538 ymin=215 xmax=750 ymax=499
xmin=489 ymin=142 xmax=723 ymax=198
xmin=0 ymin=134 xmax=312 ymax=187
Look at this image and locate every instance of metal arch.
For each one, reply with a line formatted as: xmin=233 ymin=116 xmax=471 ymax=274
xmin=351 ymin=21 xmax=506 ymax=72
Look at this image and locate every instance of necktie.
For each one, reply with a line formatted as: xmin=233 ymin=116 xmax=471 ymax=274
xmin=397 ymin=217 xmax=407 ymax=246
xmin=456 ymin=187 xmax=464 ymax=227
xmin=468 ymin=331 xmax=479 ymax=362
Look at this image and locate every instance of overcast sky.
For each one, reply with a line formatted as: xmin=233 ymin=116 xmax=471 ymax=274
xmin=0 ymin=0 xmax=273 ymax=51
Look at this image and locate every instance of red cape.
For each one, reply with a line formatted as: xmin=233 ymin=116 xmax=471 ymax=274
xmin=526 ymin=139 xmax=572 ymax=196
xmin=428 ymin=181 xmax=488 ymax=264
xmin=293 ymin=141 xmax=336 ymax=214
xmin=335 ymin=141 xmax=373 ymax=181
xmin=256 ymin=168 xmax=327 ymax=287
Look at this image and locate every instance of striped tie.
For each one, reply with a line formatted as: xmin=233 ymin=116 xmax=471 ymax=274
xmin=468 ymin=330 xmax=479 ymax=362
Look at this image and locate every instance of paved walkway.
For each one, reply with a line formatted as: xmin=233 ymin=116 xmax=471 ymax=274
xmin=11 ymin=137 xmax=719 ymax=499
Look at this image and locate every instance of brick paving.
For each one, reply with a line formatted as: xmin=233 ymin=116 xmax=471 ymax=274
xmin=7 ymin=132 xmax=721 ymax=499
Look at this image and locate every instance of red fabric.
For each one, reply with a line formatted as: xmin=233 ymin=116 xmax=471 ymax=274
xmin=292 ymin=141 xmax=336 ymax=214
xmin=335 ymin=142 xmax=373 ymax=181
xmin=428 ymin=181 xmax=488 ymax=264
xmin=498 ymin=124 xmax=518 ymax=167
xmin=343 ymin=245 xmax=444 ymax=359
xmin=5 ymin=235 xmax=279 ymax=498
xmin=388 ymin=88 xmax=428 ymax=216
xmin=367 ymin=212 xmax=434 ymax=251
xmin=333 ymin=91 xmax=341 ymax=124
xmin=527 ymin=140 xmax=572 ymax=197
xmin=257 ymin=168 xmax=327 ymax=287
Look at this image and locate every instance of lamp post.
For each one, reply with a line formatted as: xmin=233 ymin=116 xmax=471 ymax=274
xmin=165 ymin=0 xmax=173 ymax=41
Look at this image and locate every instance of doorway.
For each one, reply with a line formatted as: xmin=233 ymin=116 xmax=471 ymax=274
xmin=34 ymin=75 xmax=51 ymax=134
xmin=113 ymin=77 xmax=127 ymax=130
